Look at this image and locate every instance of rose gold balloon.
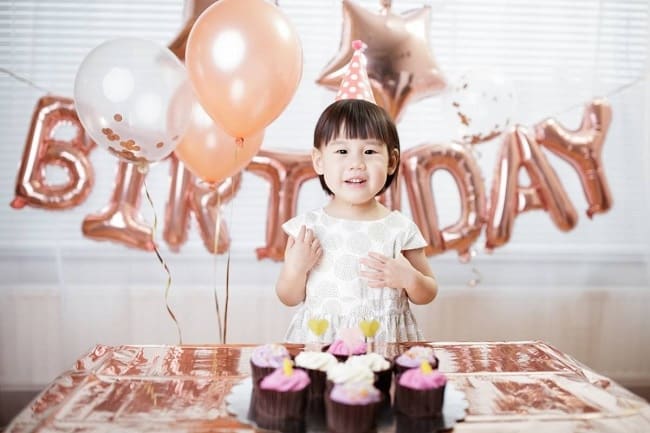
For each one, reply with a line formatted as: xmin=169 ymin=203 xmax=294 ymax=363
xmin=165 ymin=156 xmax=242 ymax=254
xmin=485 ymin=126 xmax=578 ymax=251
xmin=11 ymin=96 xmax=94 ymax=210
xmin=164 ymin=156 xmax=193 ymax=251
xmin=191 ymin=173 xmax=241 ymax=254
xmin=401 ymin=142 xmax=486 ymax=261
xmin=168 ymin=0 xmax=219 ymax=61
xmin=246 ymin=150 xmax=318 ymax=261
xmin=174 ymin=97 xmax=264 ymax=184
xmin=82 ymin=161 xmax=154 ymax=251
xmin=185 ymin=0 xmax=303 ymax=138
xmin=316 ymin=0 xmax=445 ymax=121
xmin=535 ymin=99 xmax=613 ymax=218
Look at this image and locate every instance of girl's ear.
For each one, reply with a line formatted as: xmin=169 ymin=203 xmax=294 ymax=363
xmin=388 ymin=148 xmax=399 ymax=175
xmin=312 ymin=148 xmax=324 ymax=175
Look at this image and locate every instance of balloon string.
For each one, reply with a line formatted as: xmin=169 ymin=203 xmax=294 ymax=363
xmin=212 ymin=192 xmax=224 ymax=344
xmin=548 ymin=72 xmax=648 ymax=119
xmin=0 ymin=67 xmax=52 ymax=94
xmin=222 ymin=143 xmax=242 ymax=344
xmin=143 ymin=177 xmax=183 ymax=345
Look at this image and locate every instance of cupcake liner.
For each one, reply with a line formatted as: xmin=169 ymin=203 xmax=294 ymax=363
xmin=374 ymin=367 xmax=393 ymax=397
xmin=304 ymin=369 xmax=327 ymax=423
xmin=325 ymin=393 xmax=383 ymax=433
xmin=255 ymin=379 xmax=308 ymax=433
xmin=395 ymin=412 xmax=441 ymax=433
xmin=394 ymin=380 xmax=446 ymax=418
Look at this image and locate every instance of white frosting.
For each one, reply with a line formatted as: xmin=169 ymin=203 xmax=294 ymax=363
xmin=294 ymin=351 xmax=338 ymax=372
xmin=326 ymin=362 xmax=374 ymax=385
xmin=346 ymin=353 xmax=390 ymax=372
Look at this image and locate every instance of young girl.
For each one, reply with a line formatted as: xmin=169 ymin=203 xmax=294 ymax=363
xmin=276 ymin=99 xmax=438 ymax=343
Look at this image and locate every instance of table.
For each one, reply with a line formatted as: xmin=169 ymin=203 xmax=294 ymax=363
xmin=6 ymin=341 xmax=650 ymax=432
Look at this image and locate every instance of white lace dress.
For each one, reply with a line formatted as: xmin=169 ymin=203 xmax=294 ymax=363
xmin=282 ymin=208 xmax=428 ymax=343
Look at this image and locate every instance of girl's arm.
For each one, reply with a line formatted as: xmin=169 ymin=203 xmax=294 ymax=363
xmin=275 ymin=225 xmax=322 ymax=306
xmin=359 ymin=248 xmax=438 ymax=304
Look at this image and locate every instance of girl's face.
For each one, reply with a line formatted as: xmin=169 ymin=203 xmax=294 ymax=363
xmin=312 ymin=136 xmax=398 ymax=208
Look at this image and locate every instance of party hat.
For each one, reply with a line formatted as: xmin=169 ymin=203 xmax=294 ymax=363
xmin=335 ymin=40 xmax=376 ymax=103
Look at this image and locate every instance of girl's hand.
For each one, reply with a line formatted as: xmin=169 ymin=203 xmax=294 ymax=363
xmin=359 ymin=252 xmax=414 ymax=289
xmin=284 ymin=225 xmax=322 ymax=275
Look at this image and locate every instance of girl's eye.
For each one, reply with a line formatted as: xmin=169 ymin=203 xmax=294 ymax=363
xmin=364 ymin=149 xmax=377 ymax=154
xmin=335 ymin=149 xmax=347 ymax=154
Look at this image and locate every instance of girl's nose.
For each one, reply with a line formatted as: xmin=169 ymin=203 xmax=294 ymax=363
xmin=349 ymin=154 xmax=366 ymax=169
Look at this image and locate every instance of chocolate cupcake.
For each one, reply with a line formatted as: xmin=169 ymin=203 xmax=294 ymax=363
xmin=250 ymin=343 xmax=291 ymax=383
xmin=345 ymin=353 xmax=393 ymax=396
xmin=293 ymin=351 xmax=338 ymax=422
xmin=325 ymin=361 xmax=374 ymax=395
xmin=326 ymin=327 xmax=367 ymax=362
xmin=394 ymin=345 xmax=439 ymax=375
xmin=254 ymin=360 xmax=310 ymax=433
xmin=325 ymin=382 xmax=383 ymax=433
xmin=394 ymin=362 xmax=447 ymax=420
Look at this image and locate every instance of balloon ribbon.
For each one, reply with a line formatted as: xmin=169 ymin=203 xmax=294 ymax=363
xmin=143 ymin=175 xmax=183 ymax=345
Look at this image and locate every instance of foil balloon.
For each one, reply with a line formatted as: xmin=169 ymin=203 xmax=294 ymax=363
xmin=485 ymin=126 xmax=578 ymax=251
xmin=164 ymin=155 xmax=241 ymax=254
xmin=535 ymin=99 xmax=613 ymax=218
xmin=11 ymin=96 xmax=94 ymax=210
xmin=190 ymin=173 xmax=242 ymax=254
xmin=185 ymin=0 xmax=303 ymax=138
xmin=401 ymin=143 xmax=486 ymax=261
xmin=316 ymin=0 xmax=445 ymax=121
xmin=74 ymin=37 xmax=192 ymax=166
xmin=168 ymin=0 xmax=219 ymax=61
xmin=246 ymin=150 xmax=318 ymax=261
xmin=82 ymin=161 xmax=154 ymax=251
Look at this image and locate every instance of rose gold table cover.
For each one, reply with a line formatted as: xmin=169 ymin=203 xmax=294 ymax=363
xmin=6 ymin=341 xmax=650 ymax=433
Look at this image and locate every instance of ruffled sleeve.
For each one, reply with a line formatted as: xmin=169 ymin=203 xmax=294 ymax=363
xmin=402 ymin=217 xmax=428 ymax=251
xmin=281 ymin=213 xmax=305 ymax=238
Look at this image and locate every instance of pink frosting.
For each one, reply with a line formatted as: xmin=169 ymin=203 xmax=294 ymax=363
xmin=260 ymin=367 xmax=310 ymax=392
xmin=398 ymin=368 xmax=447 ymax=390
xmin=327 ymin=339 xmax=367 ymax=356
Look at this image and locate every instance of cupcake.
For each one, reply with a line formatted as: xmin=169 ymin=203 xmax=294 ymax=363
xmin=325 ymin=361 xmax=374 ymax=395
xmin=255 ymin=359 xmax=310 ymax=433
xmin=250 ymin=343 xmax=291 ymax=382
xmin=293 ymin=351 xmax=338 ymax=421
xmin=394 ymin=361 xmax=447 ymax=419
xmin=326 ymin=327 xmax=367 ymax=361
xmin=325 ymin=382 xmax=383 ymax=433
xmin=394 ymin=345 xmax=439 ymax=375
xmin=345 ymin=353 xmax=393 ymax=396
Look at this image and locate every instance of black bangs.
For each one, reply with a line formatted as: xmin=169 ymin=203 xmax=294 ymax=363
xmin=312 ymin=99 xmax=401 ymax=196
xmin=313 ymin=99 xmax=400 ymax=153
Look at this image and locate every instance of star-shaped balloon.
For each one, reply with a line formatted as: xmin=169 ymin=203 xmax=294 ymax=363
xmin=168 ymin=0 xmax=218 ymax=61
xmin=316 ymin=0 xmax=445 ymax=121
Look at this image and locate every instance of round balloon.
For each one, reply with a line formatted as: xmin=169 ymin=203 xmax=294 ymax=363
xmin=443 ymin=68 xmax=517 ymax=145
xmin=186 ymin=0 xmax=303 ymax=138
xmin=73 ymin=38 xmax=193 ymax=165
xmin=175 ymin=96 xmax=264 ymax=184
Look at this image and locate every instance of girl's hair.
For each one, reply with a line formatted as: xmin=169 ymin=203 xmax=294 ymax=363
xmin=313 ymin=99 xmax=400 ymax=195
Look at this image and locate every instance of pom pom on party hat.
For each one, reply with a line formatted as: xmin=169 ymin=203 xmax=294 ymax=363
xmin=335 ymin=40 xmax=376 ymax=103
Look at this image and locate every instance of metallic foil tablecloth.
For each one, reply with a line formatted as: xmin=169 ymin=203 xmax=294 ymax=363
xmin=6 ymin=341 xmax=650 ymax=432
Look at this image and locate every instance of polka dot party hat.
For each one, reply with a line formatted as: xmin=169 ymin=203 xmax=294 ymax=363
xmin=335 ymin=40 xmax=376 ymax=103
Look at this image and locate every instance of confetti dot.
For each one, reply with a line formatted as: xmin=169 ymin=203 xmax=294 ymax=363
xmin=113 ymin=113 xmax=123 ymax=122
xmin=156 ymin=142 xmax=164 ymax=148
